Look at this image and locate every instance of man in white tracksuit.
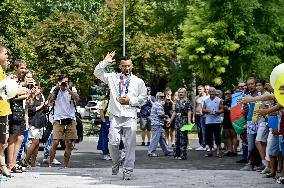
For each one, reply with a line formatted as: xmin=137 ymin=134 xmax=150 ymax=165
xmin=94 ymin=51 xmax=147 ymax=180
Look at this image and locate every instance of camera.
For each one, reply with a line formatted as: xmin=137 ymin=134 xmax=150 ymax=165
xmin=60 ymin=82 xmax=67 ymax=87
xmin=27 ymin=84 xmax=34 ymax=90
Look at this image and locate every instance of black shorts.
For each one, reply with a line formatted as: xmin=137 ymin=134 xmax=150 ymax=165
xmin=9 ymin=120 xmax=25 ymax=135
xmin=0 ymin=116 xmax=9 ymax=144
xmin=205 ymin=123 xmax=221 ymax=146
xmin=223 ymin=118 xmax=233 ymax=129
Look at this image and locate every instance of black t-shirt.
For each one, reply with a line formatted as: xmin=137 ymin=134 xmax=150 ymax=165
xmin=164 ymin=100 xmax=173 ymax=117
xmin=223 ymin=99 xmax=232 ymax=125
xmin=29 ymin=95 xmax=45 ymax=128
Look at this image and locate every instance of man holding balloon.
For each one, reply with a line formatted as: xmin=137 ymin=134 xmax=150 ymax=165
xmin=0 ymin=44 xmax=13 ymax=178
xmin=239 ymin=63 xmax=284 ymax=183
xmin=0 ymin=44 xmax=29 ymax=178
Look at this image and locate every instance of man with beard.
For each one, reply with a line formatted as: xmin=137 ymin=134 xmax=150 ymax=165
xmin=94 ymin=51 xmax=147 ymax=180
xmin=147 ymin=92 xmax=171 ymax=157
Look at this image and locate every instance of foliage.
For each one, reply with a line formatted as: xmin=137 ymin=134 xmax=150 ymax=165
xmin=178 ymin=0 xmax=284 ymax=88
xmin=0 ymin=0 xmax=37 ymax=62
xmin=148 ymin=0 xmax=192 ymax=37
xmin=25 ymin=0 xmax=104 ymax=22
xmin=92 ymin=0 xmax=176 ymax=92
xmin=28 ymin=11 xmax=95 ymax=96
xmin=1 ymin=0 xmax=284 ymax=97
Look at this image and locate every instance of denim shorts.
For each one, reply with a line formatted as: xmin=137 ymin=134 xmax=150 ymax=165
xmin=280 ymin=136 xmax=284 ymax=157
xmin=255 ymin=121 xmax=269 ymax=142
xmin=267 ymin=133 xmax=279 ymax=156
xmin=140 ymin=117 xmax=151 ymax=131
xmin=247 ymin=134 xmax=256 ymax=153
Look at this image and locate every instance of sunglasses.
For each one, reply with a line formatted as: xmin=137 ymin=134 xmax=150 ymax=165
xmin=159 ymin=96 xmax=165 ymax=98
xmin=225 ymin=93 xmax=231 ymax=95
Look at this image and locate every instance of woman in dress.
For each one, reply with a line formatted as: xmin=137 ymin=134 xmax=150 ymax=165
xmin=163 ymin=87 xmax=175 ymax=147
xmin=168 ymin=88 xmax=192 ymax=160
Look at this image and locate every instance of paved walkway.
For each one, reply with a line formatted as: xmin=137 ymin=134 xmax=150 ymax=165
xmin=1 ymin=136 xmax=282 ymax=188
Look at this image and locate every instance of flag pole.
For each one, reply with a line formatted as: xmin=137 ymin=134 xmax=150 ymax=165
xmin=123 ymin=0 xmax=126 ymax=56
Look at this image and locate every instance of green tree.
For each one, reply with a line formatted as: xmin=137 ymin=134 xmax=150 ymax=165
xmin=179 ymin=0 xmax=284 ymax=87
xmin=28 ymin=11 xmax=95 ymax=96
xmin=92 ymin=0 xmax=176 ymax=92
xmin=25 ymin=0 xmax=104 ymax=22
xmin=0 ymin=0 xmax=37 ymax=62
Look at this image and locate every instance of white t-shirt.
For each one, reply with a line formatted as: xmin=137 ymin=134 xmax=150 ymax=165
xmin=50 ymin=86 xmax=77 ymax=120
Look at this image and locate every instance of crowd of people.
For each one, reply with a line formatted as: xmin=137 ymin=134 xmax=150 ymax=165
xmin=0 ymin=44 xmax=80 ymax=181
xmin=132 ymin=78 xmax=284 ymax=185
xmin=2 ymin=44 xmax=284 ymax=184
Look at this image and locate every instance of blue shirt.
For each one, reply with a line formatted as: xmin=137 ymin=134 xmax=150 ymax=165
xmin=140 ymin=95 xmax=155 ymax=117
xmin=150 ymin=102 xmax=165 ymax=127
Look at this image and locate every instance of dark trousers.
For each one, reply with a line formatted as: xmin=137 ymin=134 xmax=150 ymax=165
xmin=174 ymin=129 xmax=188 ymax=159
xmin=205 ymin=124 xmax=221 ymax=146
xmin=195 ymin=115 xmax=205 ymax=147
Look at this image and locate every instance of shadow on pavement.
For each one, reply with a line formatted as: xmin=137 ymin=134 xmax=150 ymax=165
xmin=39 ymin=143 xmax=244 ymax=170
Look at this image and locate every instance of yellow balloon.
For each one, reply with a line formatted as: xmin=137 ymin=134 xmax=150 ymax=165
xmin=274 ymin=74 xmax=284 ymax=107
xmin=270 ymin=63 xmax=284 ymax=89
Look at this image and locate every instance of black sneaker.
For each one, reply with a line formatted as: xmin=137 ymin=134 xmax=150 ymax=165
xmin=141 ymin=142 xmax=145 ymax=146
xmin=147 ymin=142 xmax=150 ymax=146
xmin=11 ymin=166 xmax=22 ymax=173
xmin=112 ymin=163 xmax=119 ymax=175
xmin=123 ymin=169 xmax=132 ymax=180
xmin=236 ymin=159 xmax=247 ymax=163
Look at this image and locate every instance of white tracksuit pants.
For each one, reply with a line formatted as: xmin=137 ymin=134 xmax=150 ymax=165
xmin=108 ymin=115 xmax=137 ymax=171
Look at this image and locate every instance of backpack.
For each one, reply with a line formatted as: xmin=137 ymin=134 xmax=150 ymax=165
xmin=50 ymin=86 xmax=83 ymax=143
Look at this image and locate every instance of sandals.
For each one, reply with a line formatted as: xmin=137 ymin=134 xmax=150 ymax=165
xmin=205 ymin=153 xmax=213 ymax=157
xmin=0 ymin=165 xmax=11 ymax=178
xmin=259 ymin=167 xmax=271 ymax=174
xmin=216 ymin=153 xmax=222 ymax=158
xmin=263 ymin=172 xmax=275 ymax=178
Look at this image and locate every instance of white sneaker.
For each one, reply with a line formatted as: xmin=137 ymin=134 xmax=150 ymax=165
xmin=42 ymin=158 xmax=49 ymax=164
xmin=207 ymin=147 xmax=215 ymax=152
xmin=103 ymin=155 xmax=112 ymax=161
xmin=120 ymin=151 xmax=126 ymax=160
xmin=52 ymin=159 xmax=61 ymax=165
xmin=195 ymin=146 xmax=206 ymax=151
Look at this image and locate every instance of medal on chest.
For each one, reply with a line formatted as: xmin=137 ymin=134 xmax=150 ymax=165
xmin=118 ymin=74 xmax=131 ymax=97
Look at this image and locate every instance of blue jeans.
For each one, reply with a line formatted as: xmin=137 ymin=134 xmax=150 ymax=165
xmin=16 ymin=130 xmax=29 ymax=162
xmin=148 ymin=126 xmax=170 ymax=155
xmin=247 ymin=133 xmax=256 ymax=153
xmin=242 ymin=144 xmax=248 ymax=160
xmin=44 ymin=131 xmax=54 ymax=158
xmin=200 ymin=116 xmax=206 ymax=147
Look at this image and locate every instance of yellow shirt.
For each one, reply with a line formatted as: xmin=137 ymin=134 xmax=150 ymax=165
xmin=0 ymin=66 xmax=12 ymax=116
xmin=100 ymin=99 xmax=110 ymax=117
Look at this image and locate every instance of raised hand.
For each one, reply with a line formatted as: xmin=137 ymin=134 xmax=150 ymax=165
xmin=104 ymin=51 xmax=116 ymax=63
